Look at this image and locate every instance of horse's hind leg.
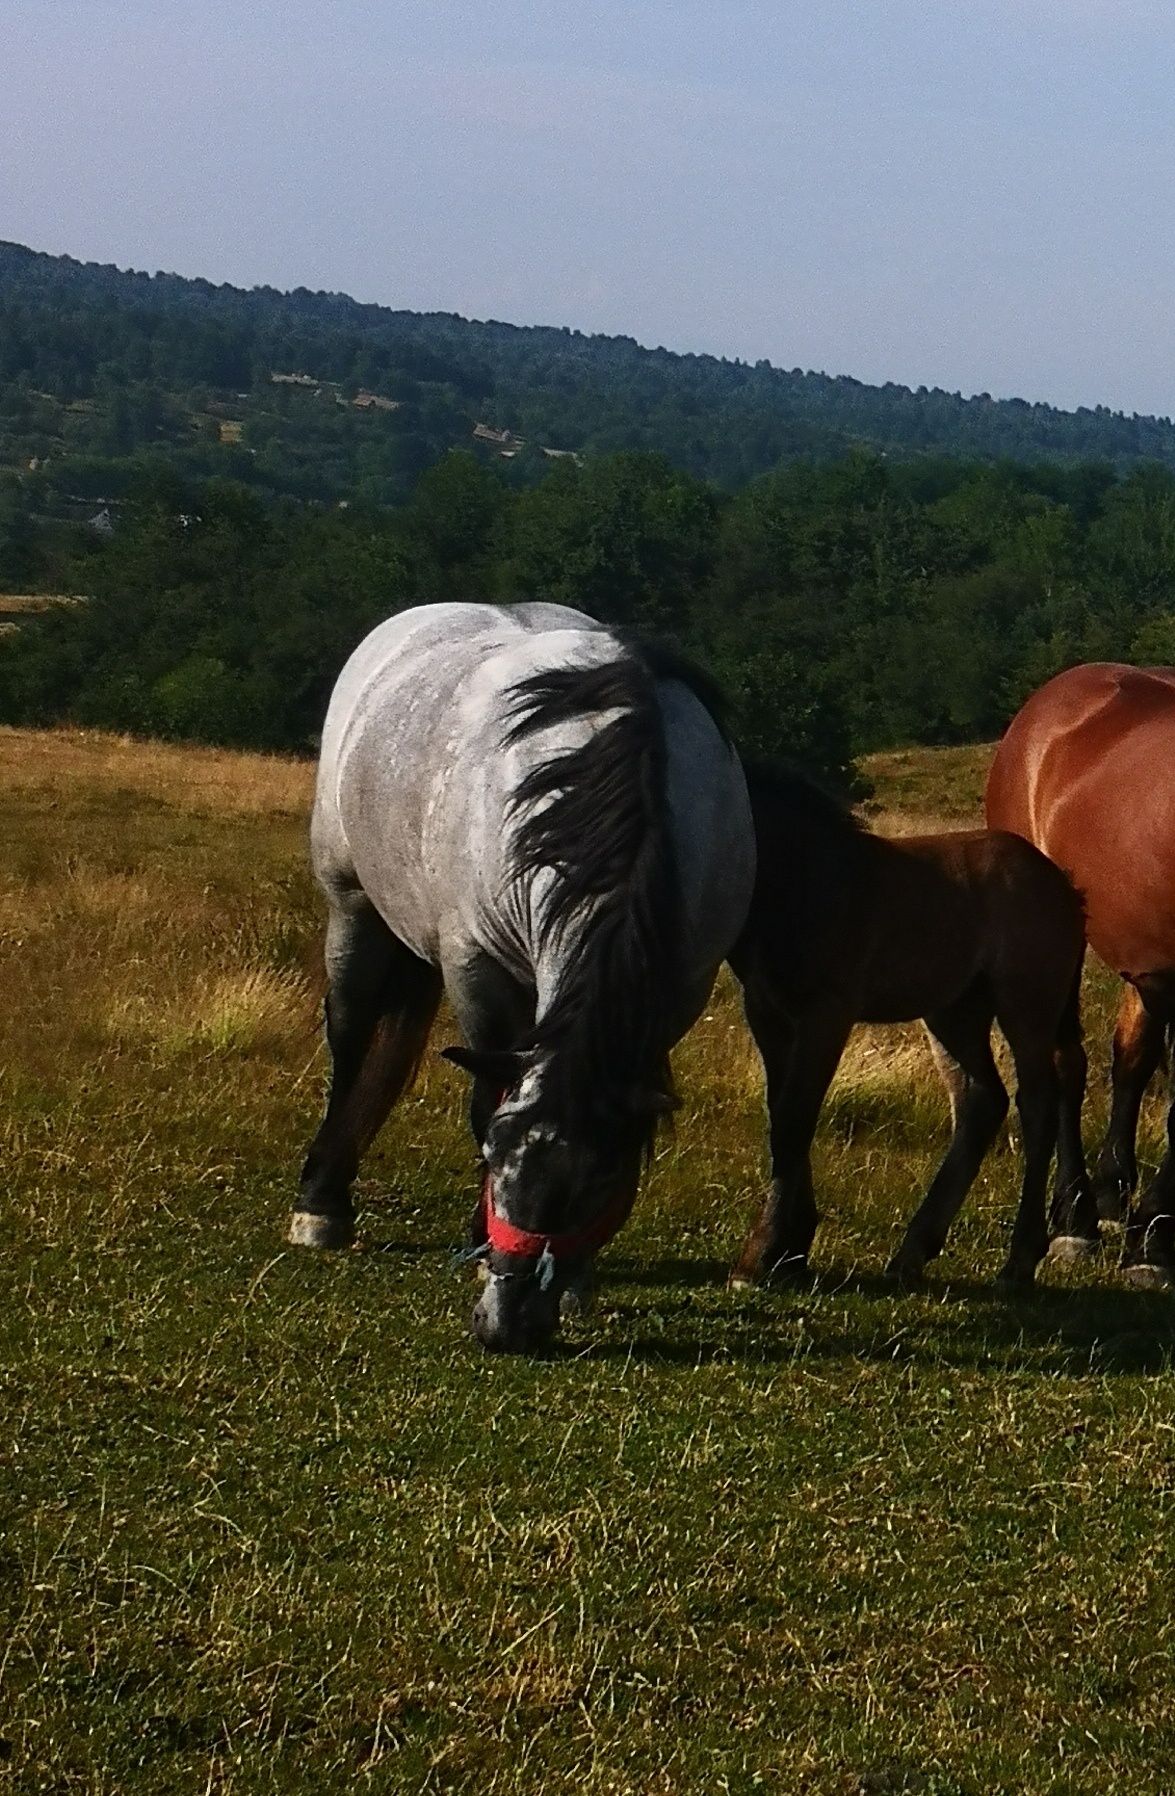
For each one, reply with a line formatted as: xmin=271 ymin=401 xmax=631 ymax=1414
xmin=886 ymin=993 xmax=1008 ymax=1284
xmin=1093 ymin=983 xmax=1165 ymax=1223
xmin=291 ymin=893 xmax=442 ymax=1248
xmin=998 ymin=1027 xmax=1062 ymax=1291
xmin=1049 ymin=957 xmax=1100 ymax=1255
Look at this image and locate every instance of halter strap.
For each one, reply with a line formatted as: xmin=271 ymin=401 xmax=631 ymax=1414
xmin=479 ymin=1170 xmax=637 ymax=1265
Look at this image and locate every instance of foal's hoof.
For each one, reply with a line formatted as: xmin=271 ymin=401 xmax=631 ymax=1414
xmin=1048 ymin=1234 xmax=1100 ymax=1264
xmin=1121 ymin=1262 xmax=1175 ymax=1291
xmin=994 ymin=1265 xmax=1037 ymax=1295
xmin=729 ymin=1256 xmax=811 ymax=1291
xmin=884 ymin=1252 xmax=925 ymax=1288
xmin=287 ymin=1210 xmax=356 ymax=1249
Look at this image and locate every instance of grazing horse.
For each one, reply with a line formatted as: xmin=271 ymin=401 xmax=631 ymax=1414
xmin=728 ymin=766 xmax=1084 ymax=1289
xmin=986 ymin=661 xmax=1175 ymax=1287
xmin=289 ymin=602 xmax=756 ymax=1352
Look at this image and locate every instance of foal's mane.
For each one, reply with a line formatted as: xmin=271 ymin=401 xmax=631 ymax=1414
xmin=504 ymin=638 xmax=720 ymax=1132
xmin=742 ymin=759 xmax=865 ymax=843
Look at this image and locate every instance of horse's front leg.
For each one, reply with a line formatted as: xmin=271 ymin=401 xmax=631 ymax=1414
xmin=1122 ymin=1053 xmax=1175 ymax=1289
xmin=731 ymin=994 xmax=849 ymax=1287
xmin=293 ymin=898 xmax=441 ymax=1248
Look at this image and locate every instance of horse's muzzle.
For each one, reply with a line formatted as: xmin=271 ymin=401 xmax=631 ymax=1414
xmin=471 ymin=1268 xmax=561 ymax=1354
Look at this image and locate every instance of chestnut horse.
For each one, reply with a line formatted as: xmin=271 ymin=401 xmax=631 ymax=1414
xmin=729 ymin=766 xmax=1084 ymax=1290
xmin=986 ymin=661 xmax=1175 ymax=1287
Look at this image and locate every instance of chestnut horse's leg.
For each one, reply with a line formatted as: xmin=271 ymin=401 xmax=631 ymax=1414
xmin=1122 ymin=1047 xmax=1175 ymax=1287
xmin=1092 ymin=984 xmax=1166 ymax=1224
xmin=886 ymin=993 xmax=1008 ymax=1284
xmin=732 ymin=993 xmax=851 ymax=1287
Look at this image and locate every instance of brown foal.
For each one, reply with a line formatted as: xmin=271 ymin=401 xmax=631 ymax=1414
xmin=728 ymin=767 xmax=1085 ymax=1290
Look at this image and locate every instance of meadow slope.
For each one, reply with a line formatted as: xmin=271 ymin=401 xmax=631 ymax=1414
xmin=2 ymin=726 xmax=1174 ymax=1795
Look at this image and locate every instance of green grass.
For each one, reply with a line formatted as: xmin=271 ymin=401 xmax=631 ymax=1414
xmin=3 ymin=728 xmax=1175 ymax=1794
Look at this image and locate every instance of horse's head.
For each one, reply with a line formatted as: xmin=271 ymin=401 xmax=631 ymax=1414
xmin=442 ymin=1045 xmax=674 ymax=1353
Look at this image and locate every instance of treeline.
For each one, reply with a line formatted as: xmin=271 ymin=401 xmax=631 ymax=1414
xmin=7 ymin=241 xmax=1175 ymax=511
xmin=5 ymin=448 xmax=1175 ymax=787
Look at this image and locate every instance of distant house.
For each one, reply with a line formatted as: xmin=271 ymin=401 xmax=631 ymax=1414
xmin=472 ymin=421 xmax=525 ymax=450
xmin=89 ymin=509 xmax=115 ymax=537
xmin=270 ymin=372 xmax=318 ymax=387
xmin=541 ymin=446 xmax=580 ymax=462
xmin=353 ymin=390 xmax=400 ymax=412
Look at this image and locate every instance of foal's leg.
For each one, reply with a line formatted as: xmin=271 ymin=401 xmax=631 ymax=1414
xmin=731 ymin=997 xmax=851 ymax=1287
xmin=1049 ymin=960 xmax=1100 ymax=1254
xmin=291 ymin=894 xmax=442 ymax=1247
xmin=1092 ymin=984 xmax=1165 ymax=1223
xmin=886 ymin=995 xmax=1008 ymax=1283
xmin=998 ymin=1029 xmax=1061 ymax=1290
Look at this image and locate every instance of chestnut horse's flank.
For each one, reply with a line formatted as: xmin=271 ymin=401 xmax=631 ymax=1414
xmin=729 ymin=766 xmax=1085 ymax=1289
xmin=987 ymin=661 xmax=1175 ymax=1285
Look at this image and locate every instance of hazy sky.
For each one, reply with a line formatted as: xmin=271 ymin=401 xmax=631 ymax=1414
xmin=4 ymin=1 xmax=1175 ymax=414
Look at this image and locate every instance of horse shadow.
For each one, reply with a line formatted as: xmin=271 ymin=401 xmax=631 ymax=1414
xmin=355 ymin=1233 xmax=1175 ymax=1376
xmin=575 ymin=1253 xmax=1175 ymax=1376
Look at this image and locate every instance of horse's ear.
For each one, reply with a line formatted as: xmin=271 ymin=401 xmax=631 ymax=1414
xmin=439 ymin=1045 xmax=529 ymax=1088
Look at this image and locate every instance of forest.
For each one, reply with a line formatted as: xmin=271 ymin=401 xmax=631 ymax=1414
xmin=7 ymin=239 xmax=1175 ymax=511
xmin=6 ymin=241 xmax=1175 ymax=785
xmin=5 ymin=443 xmax=1175 ymax=788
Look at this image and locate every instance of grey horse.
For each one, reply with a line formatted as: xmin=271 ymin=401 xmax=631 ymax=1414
xmin=289 ymin=602 xmax=755 ymax=1353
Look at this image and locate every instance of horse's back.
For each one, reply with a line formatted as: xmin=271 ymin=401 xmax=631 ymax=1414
xmin=312 ymin=604 xmax=627 ymax=960
xmin=986 ymin=662 xmax=1175 ymax=976
xmin=312 ymin=602 xmax=753 ymax=1000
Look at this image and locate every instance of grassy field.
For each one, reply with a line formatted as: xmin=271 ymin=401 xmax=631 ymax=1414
xmin=3 ymin=726 xmax=1175 ymax=1795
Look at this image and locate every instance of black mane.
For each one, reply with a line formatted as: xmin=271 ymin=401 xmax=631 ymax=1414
xmin=742 ymin=759 xmax=865 ymax=841
xmin=504 ymin=642 xmax=718 ymax=1138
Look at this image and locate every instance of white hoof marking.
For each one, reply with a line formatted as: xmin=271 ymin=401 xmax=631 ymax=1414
xmin=1122 ymin=1263 xmax=1174 ymax=1291
xmin=287 ymin=1211 xmax=355 ymax=1249
xmin=1048 ymin=1235 xmax=1098 ymax=1263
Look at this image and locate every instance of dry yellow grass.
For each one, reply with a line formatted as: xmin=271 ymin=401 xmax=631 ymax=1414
xmin=0 ymin=723 xmax=314 ymax=816
xmin=862 ymin=740 xmax=993 ymax=835
xmin=0 ymin=593 xmax=87 ymax=614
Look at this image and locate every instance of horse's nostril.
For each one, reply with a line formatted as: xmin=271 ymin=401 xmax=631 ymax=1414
xmin=471 ymin=1289 xmax=559 ymax=1355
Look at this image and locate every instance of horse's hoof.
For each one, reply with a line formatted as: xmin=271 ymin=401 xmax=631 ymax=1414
xmin=1048 ymin=1234 xmax=1099 ymax=1263
xmin=994 ymin=1266 xmax=1037 ymax=1295
xmin=287 ymin=1210 xmax=355 ymax=1249
xmin=1121 ymin=1262 xmax=1174 ymax=1291
xmin=884 ymin=1254 xmax=925 ymax=1288
xmin=1096 ymin=1195 xmax=1129 ymax=1227
xmin=559 ymin=1281 xmax=594 ymax=1321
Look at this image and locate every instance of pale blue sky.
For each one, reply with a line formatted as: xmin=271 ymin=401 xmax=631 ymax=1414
xmin=4 ymin=1 xmax=1175 ymax=414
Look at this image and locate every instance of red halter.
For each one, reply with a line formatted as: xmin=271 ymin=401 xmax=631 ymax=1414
xmin=478 ymin=1169 xmax=637 ymax=1265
